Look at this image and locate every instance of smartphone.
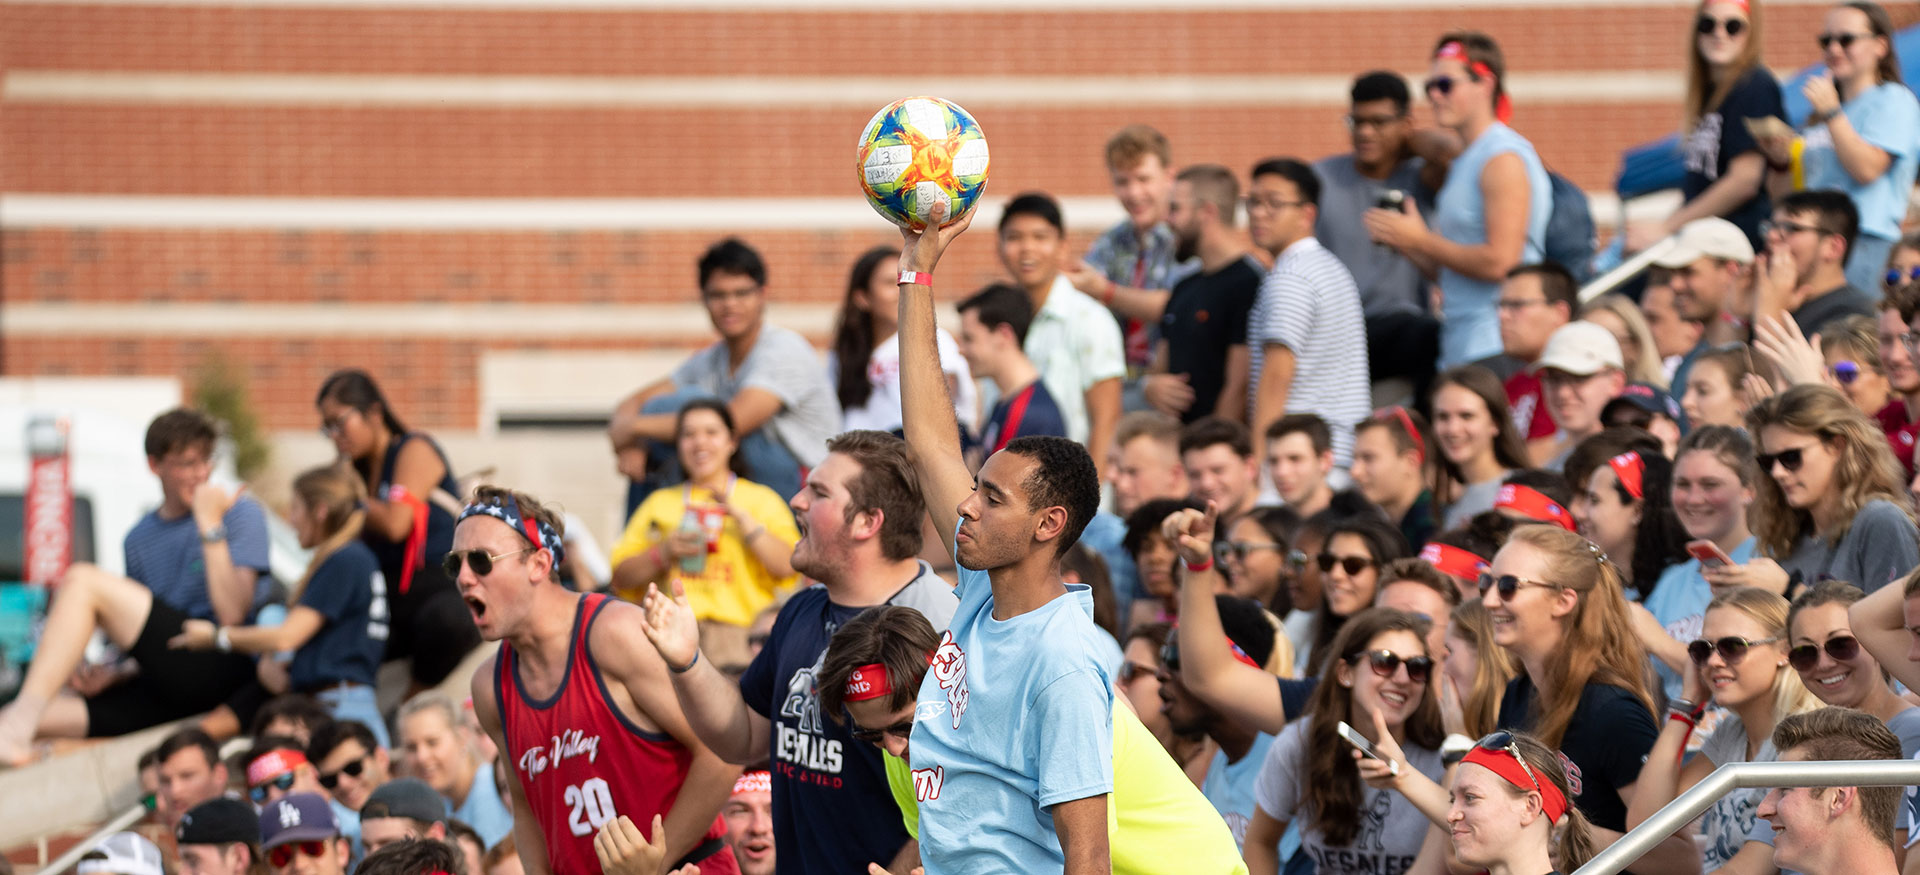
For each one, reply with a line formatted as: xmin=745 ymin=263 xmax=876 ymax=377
xmin=1337 ymin=721 xmax=1399 ymax=776
xmin=1687 ymin=539 xmax=1734 ymax=568
xmin=1375 ymin=189 xmax=1407 ymax=212
xmin=1744 ymin=116 xmax=1794 ymax=140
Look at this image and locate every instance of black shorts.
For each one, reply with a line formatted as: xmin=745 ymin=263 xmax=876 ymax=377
xmin=85 ymin=598 xmax=258 ymax=738
xmin=382 ymin=574 xmax=481 ymax=688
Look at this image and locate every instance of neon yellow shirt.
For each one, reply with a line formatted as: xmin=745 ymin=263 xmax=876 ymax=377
xmin=886 ymin=699 xmax=1248 ymax=875
xmin=608 ymin=478 xmax=799 ymax=627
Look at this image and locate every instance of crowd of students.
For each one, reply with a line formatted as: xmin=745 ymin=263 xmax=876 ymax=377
xmin=7 ymin=3 xmax=1920 ymax=875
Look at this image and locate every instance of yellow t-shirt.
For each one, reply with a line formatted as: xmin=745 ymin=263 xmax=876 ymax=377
xmin=886 ymin=699 xmax=1248 ymax=875
xmin=607 ymin=478 xmax=799 ymax=627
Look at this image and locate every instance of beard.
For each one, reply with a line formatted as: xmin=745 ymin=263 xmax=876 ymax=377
xmin=1174 ymin=228 xmax=1199 ymax=263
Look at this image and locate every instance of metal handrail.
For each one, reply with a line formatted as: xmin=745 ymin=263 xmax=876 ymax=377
xmin=1577 ymin=237 xmax=1677 ymax=305
xmin=1573 ymin=759 xmax=1920 ymax=875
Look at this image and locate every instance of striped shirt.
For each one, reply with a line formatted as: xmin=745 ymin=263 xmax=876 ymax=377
xmin=1247 ymin=237 xmax=1371 ymax=468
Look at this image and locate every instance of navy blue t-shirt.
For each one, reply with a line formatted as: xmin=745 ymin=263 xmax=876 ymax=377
xmin=1160 ymin=256 xmax=1262 ymax=423
xmin=289 ymin=541 xmax=389 ymax=690
xmin=978 ymin=380 xmax=1067 ymax=454
xmin=1496 ymin=676 xmax=1657 ymax=834
xmin=124 ymin=496 xmax=272 ymax=621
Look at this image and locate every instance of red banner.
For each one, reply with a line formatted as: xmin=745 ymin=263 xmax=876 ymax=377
xmin=25 ymin=421 xmax=72 ymax=588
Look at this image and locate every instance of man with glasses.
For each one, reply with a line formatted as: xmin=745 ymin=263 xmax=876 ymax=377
xmin=1156 ymin=595 xmax=1280 ymax=849
xmin=258 ymin=794 xmax=351 ymax=875
xmin=1494 ymin=262 xmax=1576 ymax=450
xmin=607 ymin=237 xmax=841 ymax=504
xmin=1529 ymin=321 xmax=1627 ymax=471
xmin=1755 ymin=190 xmax=1875 ymax=338
xmin=1657 ymin=216 xmax=1756 ymax=396
xmin=1755 ymin=708 xmax=1904 ymax=875
xmin=1245 ymin=158 xmax=1371 ymax=479
xmin=1315 ymin=71 xmax=1444 ymax=408
xmin=308 ymin=720 xmax=391 ymax=818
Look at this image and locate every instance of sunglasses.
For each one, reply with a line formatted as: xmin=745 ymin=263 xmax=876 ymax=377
xmin=1119 ymin=661 xmax=1157 ymax=685
xmin=1317 ymin=553 xmax=1376 ymax=575
xmin=1696 ymin=16 xmax=1747 ymax=36
xmin=1352 ymin=649 xmax=1433 ymax=683
xmin=268 ymin=841 xmax=330 ymax=868
xmin=441 ymin=546 xmax=533 ymax=579
xmin=1756 ymin=445 xmax=1819 ymax=473
xmin=1215 ymin=541 xmax=1284 ymax=563
xmin=1787 ymin=635 xmax=1861 ymax=672
xmin=1287 ymin=549 xmax=1310 ymax=570
xmin=249 ymin=772 xmax=297 ymax=804
xmin=1889 ymin=266 xmax=1920 ymax=286
xmin=316 ymin=757 xmax=367 ymax=791
xmin=1688 ymin=635 xmax=1781 ymax=665
xmin=1818 ymin=31 xmax=1873 ymax=50
xmin=1477 ymin=572 xmax=1559 ymax=600
xmin=1831 ymin=361 xmax=1861 ymax=385
xmin=1476 ymin=730 xmax=1541 ymax=794
xmin=1423 ymin=76 xmax=1457 ymax=96
xmin=849 ymin=719 xmax=914 ymax=746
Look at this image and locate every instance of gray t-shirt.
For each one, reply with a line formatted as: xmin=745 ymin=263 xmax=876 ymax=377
xmin=1254 ymin=720 xmax=1443 ymax=875
xmin=1312 ymin=154 xmax=1429 ymax=319
xmin=1443 ymin=475 xmax=1508 ymax=530
xmin=1698 ymin=713 xmax=1778 ymax=869
xmin=671 ymin=324 xmax=842 ymax=468
xmin=1777 ymin=499 xmax=1920 ymax=592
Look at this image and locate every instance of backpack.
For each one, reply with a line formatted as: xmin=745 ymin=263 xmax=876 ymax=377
xmin=1543 ymin=169 xmax=1596 ymax=284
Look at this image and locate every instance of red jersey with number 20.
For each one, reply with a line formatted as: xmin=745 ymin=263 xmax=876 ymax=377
xmin=496 ymin=594 xmax=736 ymax=874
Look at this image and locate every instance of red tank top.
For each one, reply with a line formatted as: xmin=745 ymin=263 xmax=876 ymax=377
xmin=496 ymin=594 xmax=736 ymax=874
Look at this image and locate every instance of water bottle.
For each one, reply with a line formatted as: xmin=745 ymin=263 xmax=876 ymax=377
xmin=676 ymin=509 xmax=707 ymax=575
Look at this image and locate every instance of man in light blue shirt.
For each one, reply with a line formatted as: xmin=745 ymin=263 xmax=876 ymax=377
xmin=897 ymin=200 xmax=1117 ymax=875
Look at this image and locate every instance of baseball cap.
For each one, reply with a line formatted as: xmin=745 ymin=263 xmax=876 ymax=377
xmin=76 ymin=832 xmax=164 ymax=875
xmin=177 ymin=798 xmax=260 ymax=846
xmin=259 ymin=793 xmax=339 ymax=849
xmin=1530 ymin=321 xmax=1624 ymax=376
xmin=1613 ymin=382 xmax=1683 ymax=421
xmin=360 ymin=778 xmax=449 ymax=824
xmin=1653 ymin=217 xmax=1755 ymax=268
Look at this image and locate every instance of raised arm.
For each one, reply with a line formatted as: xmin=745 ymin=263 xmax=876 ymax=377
xmin=899 ymin=202 xmax=981 ymax=558
xmin=635 ymin=580 xmax=772 ymax=765
xmin=1853 ymin=581 xmax=1920 ymax=691
xmin=1163 ymin=503 xmax=1289 ymax=734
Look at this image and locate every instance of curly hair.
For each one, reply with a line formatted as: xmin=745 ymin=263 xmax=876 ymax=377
xmin=1004 ymin=435 xmax=1101 ymax=557
xmin=1745 ymin=384 xmax=1911 ymax=557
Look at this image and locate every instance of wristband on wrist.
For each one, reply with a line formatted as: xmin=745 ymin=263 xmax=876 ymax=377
xmin=215 ymin=626 xmax=233 ymax=653
xmin=898 ymin=270 xmax=932 ymax=288
xmin=669 ymin=650 xmax=700 ymax=674
xmin=1184 ymin=557 xmax=1214 ymax=573
xmin=1102 ymin=278 xmax=1118 ymax=306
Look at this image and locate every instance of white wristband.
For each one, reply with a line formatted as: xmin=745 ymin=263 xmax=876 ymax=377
xmin=215 ymin=627 xmax=233 ymax=653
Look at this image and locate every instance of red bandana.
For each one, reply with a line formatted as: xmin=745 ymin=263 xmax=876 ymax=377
xmin=1435 ymin=41 xmax=1514 ymax=122
xmin=1462 ymin=745 xmax=1568 ymax=823
xmin=844 ymin=664 xmax=895 ymax=703
xmin=247 ymin=749 xmax=307 ymax=786
xmin=1496 ymin=484 xmax=1577 ymax=531
xmin=1609 ymin=451 xmax=1646 ymax=500
xmin=732 ymin=770 xmax=771 ymax=796
xmin=1420 ymin=543 xmax=1490 ymax=581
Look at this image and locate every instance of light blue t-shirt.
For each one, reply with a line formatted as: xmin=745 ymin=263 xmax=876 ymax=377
xmin=910 ymin=548 xmax=1117 ymax=874
xmin=1202 ymin=731 xmax=1276 ymax=851
xmin=1644 ymin=536 xmax=1758 ymax=698
xmin=1432 ymin=122 xmax=1552 ymax=368
xmin=448 ymin=760 xmax=514 ymax=848
xmin=1800 ymin=81 xmax=1920 ymax=243
xmin=1078 ymin=512 xmax=1140 ymax=626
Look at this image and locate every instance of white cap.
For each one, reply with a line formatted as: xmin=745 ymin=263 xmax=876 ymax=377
xmin=1653 ymin=217 xmax=1755 ymax=268
xmin=1530 ymin=321 xmax=1624 ymax=376
xmin=76 ymin=833 xmax=165 ymax=875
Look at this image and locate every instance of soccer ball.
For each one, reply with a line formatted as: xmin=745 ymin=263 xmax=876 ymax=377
xmin=856 ymin=96 xmax=991 ymax=230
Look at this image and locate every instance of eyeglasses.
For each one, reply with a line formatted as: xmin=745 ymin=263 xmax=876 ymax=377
xmin=441 ymin=546 xmax=533 ymax=579
xmin=1888 ymin=266 xmax=1920 ymax=286
xmin=1351 ymin=649 xmax=1433 ymax=683
xmin=316 ymin=756 xmax=368 ymax=791
xmin=1818 ymin=31 xmax=1874 ymax=50
xmin=1688 ymin=635 xmax=1781 ymax=665
xmin=849 ymin=719 xmax=914 ymax=746
xmin=318 ymin=410 xmax=357 ymax=438
xmin=1761 ymin=219 xmax=1830 ymax=238
xmin=1477 ymin=572 xmax=1560 ymax=600
xmin=249 ymin=772 xmax=297 ymax=804
xmin=1756 ymin=444 xmax=1820 ymax=473
xmin=1476 ymin=730 xmax=1542 ymax=795
xmin=1696 ymin=16 xmax=1747 ymax=36
xmin=1317 ymin=553 xmax=1376 ymax=575
xmin=1345 ymin=113 xmax=1404 ymax=131
xmin=1831 ymin=361 xmax=1861 ymax=385
xmin=1215 ymin=541 xmax=1284 ymax=563
xmin=1787 ymin=635 xmax=1861 ymax=671
xmin=268 ymin=841 xmax=330 ymax=868
xmin=1244 ymin=195 xmax=1308 ymax=213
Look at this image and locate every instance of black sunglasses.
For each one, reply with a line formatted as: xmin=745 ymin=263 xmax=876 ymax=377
xmin=1215 ymin=541 xmax=1284 ymax=563
xmin=1788 ymin=635 xmax=1861 ymax=672
xmin=1818 ymin=31 xmax=1872 ymax=50
xmin=1317 ymin=553 xmax=1376 ymax=575
xmin=1477 ymin=572 xmax=1559 ymax=600
xmin=1688 ymin=635 xmax=1781 ymax=665
xmin=317 ymin=757 xmax=367 ymax=791
xmin=249 ymin=771 xmax=297 ymax=803
xmin=1696 ymin=16 xmax=1746 ymax=36
xmin=1756 ymin=445 xmax=1817 ymax=473
xmin=850 ymin=719 xmax=914 ymax=746
xmin=1476 ymin=730 xmax=1541 ymax=793
xmin=441 ymin=546 xmax=533 ymax=579
xmin=1424 ymin=76 xmax=1456 ymax=96
xmin=1160 ymin=635 xmax=1183 ymax=675
xmin=1352 ymin=649 xmax=1433 ymax=683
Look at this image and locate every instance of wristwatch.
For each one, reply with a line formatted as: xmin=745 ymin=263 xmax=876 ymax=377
xmin=199 ymin=523 xmax=228 ymax=544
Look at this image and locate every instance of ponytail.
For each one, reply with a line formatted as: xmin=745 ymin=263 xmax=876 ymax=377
xmin=290 ymin=466 xmax=368 ymax=605
xmin=1552 ymin=805 xmax=1597 ymax=872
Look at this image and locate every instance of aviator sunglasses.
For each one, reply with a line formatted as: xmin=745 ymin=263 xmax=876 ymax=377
xmin=442 ymin=546 xmax=533 ymax=579
xmin=1787 ymin=635 xmax=1861 ymax=672
xmin=1688 ymin=635 xmax=1781 ymax=665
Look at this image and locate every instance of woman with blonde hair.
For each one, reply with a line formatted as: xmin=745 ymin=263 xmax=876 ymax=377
xmin=1746 ymin=383 xmax=1918 ymax=591
xmin=1476 ymin=525 xmax=1702 ymax=869
xmin=1582 ymin=295 xmax=1669 ymax=389
xmin=1818 ymin=313 xmax=1894 ymax=415
xmin=1442 ymin=600 xmax=1516 ymax=739
xmin=1627 ymin=587 xmax=1820 ymax=869
xmin=170 ymin=466 xmax=393 ymax=746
